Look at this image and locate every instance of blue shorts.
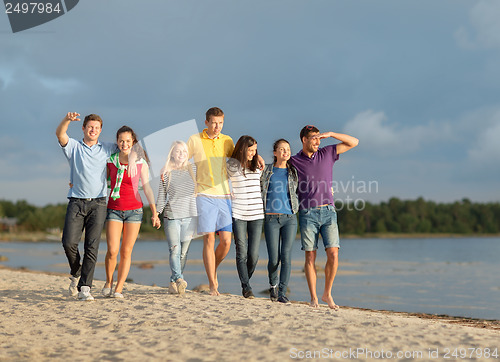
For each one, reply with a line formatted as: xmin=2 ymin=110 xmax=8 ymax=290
xmin=196 ymin=196 xmax=232 ymax=233
xmin=106 ymin=208 xmax=143 ymax=224
xmin=298 ymin=205 xmax=340 ymax=251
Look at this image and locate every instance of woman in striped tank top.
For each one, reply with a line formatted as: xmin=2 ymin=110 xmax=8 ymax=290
xmin=156 ymin=141 xmax=197 ymax=295
xmin=226 ymin=135 xmax=264 ymax=299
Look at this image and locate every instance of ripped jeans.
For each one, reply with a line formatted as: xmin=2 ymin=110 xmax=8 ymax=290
xmin=164 ymin=217 xmax=196 ymax=282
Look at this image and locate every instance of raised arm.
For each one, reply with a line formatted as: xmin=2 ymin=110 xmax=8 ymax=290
xmin=319 ymin=131 xmax=359 ymax=155
xmin=56 ymin=112 xmax=80 ymax=147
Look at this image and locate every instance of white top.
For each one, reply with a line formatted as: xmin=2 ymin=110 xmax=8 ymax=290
xmin=226 ymin=159 xmax=264 ymax=221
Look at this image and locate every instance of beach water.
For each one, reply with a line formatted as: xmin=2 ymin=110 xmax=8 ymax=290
xmin=1 ymin=236 xmax=499 ymax=320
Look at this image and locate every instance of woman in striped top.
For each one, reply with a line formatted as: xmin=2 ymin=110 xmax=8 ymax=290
xmin=226 ymin=135 xmax=264 ymax=299
xmin=156 ymin=141 xmax=197 ymax=295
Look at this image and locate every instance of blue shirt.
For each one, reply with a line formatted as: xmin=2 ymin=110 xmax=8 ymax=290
xmin=265 ymin=167 xmax=293 ymax=214
xmin=61 ymin=138 xmax=116 ymax=198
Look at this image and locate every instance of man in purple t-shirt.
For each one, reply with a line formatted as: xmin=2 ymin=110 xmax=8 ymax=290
xmin=290 ymin=125 xmax=358 ymax=309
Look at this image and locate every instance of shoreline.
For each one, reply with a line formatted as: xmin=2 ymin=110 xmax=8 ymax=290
xmin=1 ymin=264 xmax=499 ymax=330
xmin=1 ymin=267 xmax=499 ymax=361
xmin=2 ymin=231 xmax=500 ymax=243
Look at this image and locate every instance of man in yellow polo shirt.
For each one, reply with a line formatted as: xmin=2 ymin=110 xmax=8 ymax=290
xmin=187 ymin=107 xmax=234 ymax=296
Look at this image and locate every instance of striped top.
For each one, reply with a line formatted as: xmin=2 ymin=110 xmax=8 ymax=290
xmin=156 ymin=164 xmax=197 ymax=220
xmin=226 ymin=158 xmax=264 ymax=221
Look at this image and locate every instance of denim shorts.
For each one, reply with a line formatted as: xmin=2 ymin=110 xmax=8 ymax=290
xmin=298 ymin=205 xmax=340 ymax=251
xmin=106 ymin=208 xmax=143 ymax=224
xmin=196 ymin=196 xmax=232 ymax=233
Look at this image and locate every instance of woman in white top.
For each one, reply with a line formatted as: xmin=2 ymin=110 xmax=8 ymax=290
xmin=156 ymin=141 xmax=197 ymax=295
xmin=226 ymin=135 xmax=264 ymax=299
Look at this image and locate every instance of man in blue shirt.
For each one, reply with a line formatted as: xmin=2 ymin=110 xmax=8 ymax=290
xmin=56 ymin=112 xmax=116 ymax=301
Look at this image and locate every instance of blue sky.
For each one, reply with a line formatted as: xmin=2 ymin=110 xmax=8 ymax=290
xmin=1 ymin=0 xmax=499 ymax=206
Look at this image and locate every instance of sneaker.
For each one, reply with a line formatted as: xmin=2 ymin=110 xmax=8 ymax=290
xmin=269 ymin=285 xmax=278 ymax=302
xmin=102 ymin=286 xmax=112 ymax=297
xmin=243 ymin=289 xmax=255 ymax=299
xmin=277 ymin=295 xmax=291 ymax=304
xmin=78 ymin=286 xmax=94 ymax=301
xmin=69 ymin=276 xmax=79 ymax=297
xmin=168 ymin=281 xmax=178 ymax=294
xmin=176 ymin=278 xmax=188 ymax=295
xmin=113 ymin=292 xmax=124 ymax=299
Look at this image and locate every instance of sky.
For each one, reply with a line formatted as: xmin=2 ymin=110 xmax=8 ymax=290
xmin=0 ymin=0 xmax=499 ymax=206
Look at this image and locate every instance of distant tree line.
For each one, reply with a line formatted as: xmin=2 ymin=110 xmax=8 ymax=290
xmin=0 ymin=199 xmax=162 ymax=234
xmin=335 ymin=197 xmax=500 ymax=235
xmin=1 ymin=197 xmax=499 ymax=235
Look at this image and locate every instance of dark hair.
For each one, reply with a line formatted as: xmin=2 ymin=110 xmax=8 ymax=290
xmin=206 ymin=107 xmax=224 ymax=122
xmin=272 ymin=138 xmax=290 ymax=164
xmin=116 ymin=125 xmax=138 ymax=144
xmin=116 ymin=125 xmax=149 ymax=163
xmin=83 ymin=114 xmax=103 ymax=128
xmin=299 ymin=125 xmax=319 ymax=142
xmin=231 ymin=135 xmax=259 ymax=172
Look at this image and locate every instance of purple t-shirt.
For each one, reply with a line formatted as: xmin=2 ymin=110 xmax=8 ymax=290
xmin=290 ymin=144 xmax=339 ymax=210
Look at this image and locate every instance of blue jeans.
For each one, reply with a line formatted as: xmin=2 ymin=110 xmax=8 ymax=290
xmin=264 ymin=214 xmax=297 ymax=297
xmin=232 ymin=218 xmax=264 ymax=291
xmin=106 ymin=208 xmax=143 ymax=223
xmin=298 ymin=205 xmax=340 ymax=251
xmin=62 ymin=197 xmax=107 ymax=290
xmin=164 ymin=217 xmax=196 ymax=282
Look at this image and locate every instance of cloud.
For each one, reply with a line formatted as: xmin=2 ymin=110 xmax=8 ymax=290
xmin=343 ymin=110 xmax=398 ymax=148
xmin=0 ymin=68 xmax=15 ymax=90
xmin=39 ymin=76 xmax=83 ymax=95
xmin=455 ymin=0 xmax=500 ymax=49
xmin=468 ymin=118 xmax=500 ymax=164
xmin=343 ymin=110 xmax=452 ymax=154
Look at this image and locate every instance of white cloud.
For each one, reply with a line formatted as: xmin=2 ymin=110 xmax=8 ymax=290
xmin=343 ymin=110 xmax=451 ymax=153
xmin=455 ymin=0 xmax=500 ymax=49
xmin=0 ymin=68 xmax=15 ymax=90
xmin=39 ymin=76 xmax=82 ymax=95
xmin=343 ymin=110 xmax=398 ymax=148
xmin=468 ymin=120 xmax=500 ymax=164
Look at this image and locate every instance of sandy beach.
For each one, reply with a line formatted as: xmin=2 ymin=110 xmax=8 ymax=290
xmin=1 ymin=267 xmax=499 ymax=361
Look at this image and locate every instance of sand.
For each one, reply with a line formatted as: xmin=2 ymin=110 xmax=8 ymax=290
xmin=0 ymin=268 xmax=499 ymax=361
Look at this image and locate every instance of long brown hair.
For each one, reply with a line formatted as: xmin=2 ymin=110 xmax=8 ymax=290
xmin=116 ymin=125 xmax=149 ymax=164
xmin=231 ymin=135 xmax=259 ymax=172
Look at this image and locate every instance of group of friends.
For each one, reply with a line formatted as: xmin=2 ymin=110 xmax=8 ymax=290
xmin=56 ymin=107 xmax=358 ymax=309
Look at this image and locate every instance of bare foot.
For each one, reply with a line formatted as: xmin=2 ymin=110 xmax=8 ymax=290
xmin=321 ymin=295 xmax=340 ymax=311
xmin=309 ymin=299 xmax=319 ymax=308
xmin=209 ymin=280 xmax=220 ymax=296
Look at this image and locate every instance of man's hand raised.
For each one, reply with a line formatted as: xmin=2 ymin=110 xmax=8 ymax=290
xmin=56 ymin=112 xmax=81 ymax=147
xmin=64 ymin=112 xmax=81 ymax=122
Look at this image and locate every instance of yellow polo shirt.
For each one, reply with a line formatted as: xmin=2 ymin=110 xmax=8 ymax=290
xmin=187 ymin=129 xmax=234 ymax=196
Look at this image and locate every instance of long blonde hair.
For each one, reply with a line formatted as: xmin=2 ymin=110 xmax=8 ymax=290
xmin=163 ymin=141 xmax=196 ymax=189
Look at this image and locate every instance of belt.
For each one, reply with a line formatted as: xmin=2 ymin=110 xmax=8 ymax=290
xmin=70 ymin=197 xmax=106 ymax=202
